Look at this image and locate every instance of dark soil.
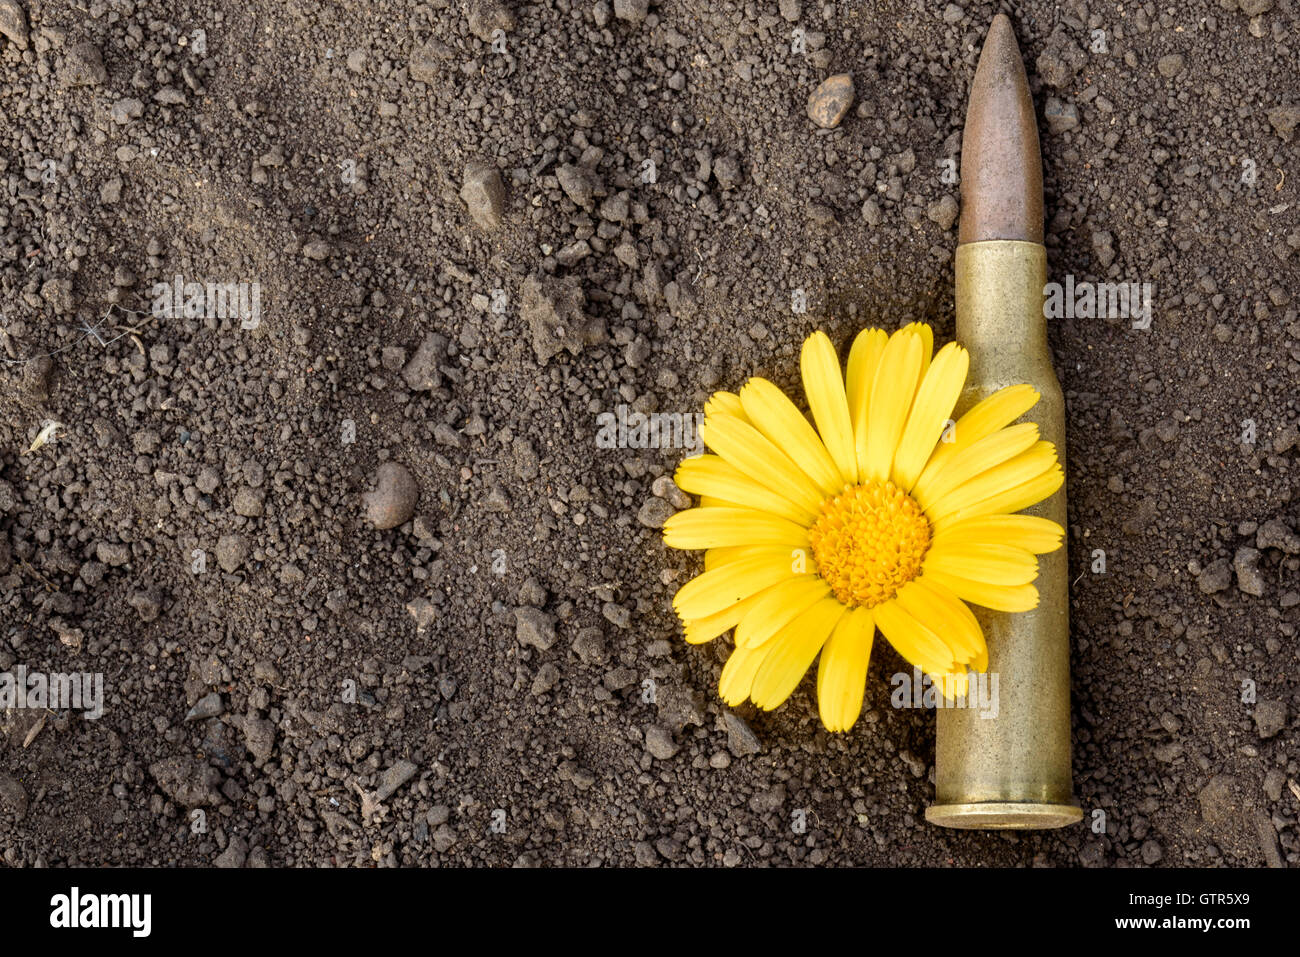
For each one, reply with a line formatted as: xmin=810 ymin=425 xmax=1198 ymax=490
xmin=1 ymin=0 xmax=1298 ymax=867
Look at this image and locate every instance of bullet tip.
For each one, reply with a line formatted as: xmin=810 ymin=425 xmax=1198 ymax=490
xmin=958 ymin=15 xmax=1044 ymax=244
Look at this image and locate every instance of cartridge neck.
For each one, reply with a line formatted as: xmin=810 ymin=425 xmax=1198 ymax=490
xmin=955 ymin=240 xmax=1049 ymax=355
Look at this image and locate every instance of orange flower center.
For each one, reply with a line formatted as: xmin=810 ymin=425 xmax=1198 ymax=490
xmin=809 ymin=480 xmax=931 ymax=609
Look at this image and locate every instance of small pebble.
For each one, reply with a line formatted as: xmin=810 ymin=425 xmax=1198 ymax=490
xmin=807 ymin=74 xmax=855 ymax=129
xmin=362 ymin=462 xmax=418 ymax=530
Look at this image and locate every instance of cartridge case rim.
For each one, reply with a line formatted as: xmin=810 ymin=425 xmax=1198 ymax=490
xmin=926 ymin=802 xmax=1083 ymax=830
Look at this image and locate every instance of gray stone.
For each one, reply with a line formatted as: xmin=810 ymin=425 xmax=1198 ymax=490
xmin=517 ymin=577 xmax=548 ymax=606
xmin=530 ymin=662 xmax=560 ymax=696
xmin=613 ymin=0 xmax=649 ymax=23
xmin=1044 ymin=97 xmax=1080 ymax=133
xmin=664 ymin=276 xmax=698 ymax=318
xmin=149 ymin=756 xmax=223 ymax=806
xmin=0 ymin=772 xmax=28 ymax=820
xmin=96 ymin=541 xmax=130 ymax=567
xmin=1263 ymin=769 xmax=1286 ymax=802
xmin=1035 ymin=38 xmax=1085 ymax=88
xmin=1233 ymin=546 xmax=1265 ymax=597
xmin=1092 ymin=230 xmax=1116 ymax=269
xmin=656 ymin=685 xmax=706 ymax=732
xmin=215 ymin=534 xmax=248 ymax=573
xmin=154 ymin=86 xmax=187 ymax=105
xmin=110 ymin=97 xmax=145 ymax=125
xmin=1196 ymin=558 xmax=1232 ymax=594
xmin=362 ymin=462 xmax=418 ymax=530
xmin=1140 ymin=840 xmax=1163 ymax=864
xmin=571 ymin=626 xmax=607 ymax=664
xmin=301 ymin=237 xmax=333 ymax=260
xmin=1198 ymin=774 xmax=1239 ymax=828
xmin=460 ymin=159 xmax=506 ymax=230
xmin=1256 ymin=520 xmax=1300 ymax=554
xmin=402 ymin=331 xmax=446 ymax=391
xmin=373 ymin=759 xmax=419 ymax=802
xmin=466 ymin=0 xmax=516 ymax=40
xmin=0 ymin=0 xmax=29 ymax=49
xmin=721 ymin=711 xmax=762 ymax=756
xmin=520 ymin=275 xmax=605 ymax=363
xmin=236 ymin=714 xmax=276 ymax=762
xmin=645 ymin=724 xmax=679 ymax=759
xmin=128 ymin=587 xmax=164 ymax=622
xmin=213 ymin=835 xmax=247 ymax=868
xmin=599 ymin=190 xmax=630 ymax=223
xmin=410 ymin=37 xmax=449 ymax=83
xmin=515 ymin=606 xmax=557 ymax=650
xmin=40 ymin=278 xmax=74 ymax=314
xmin=432 ymin=824 xmax=457 ymax=852
xmin=1156 ymin=54 xmax=1184 ymax=78
xmin=749 ymin=782 xmax=786 ymax=814
xmin=713 ymin=154 xmax=743 ymax=190
xmin=1253 ymin=700 xmax=1287 ymax=739
xmin=61 ymin=41 xmax=107 ymax=87
xmin=1272 ymin=425 xmax=1299 ymax=453
xmin=926 ymin=195 xmax=959 ymax=230
xmin=232 ymin=487 xmax=265 ymax=518
xmin=196 ymin=466 xmax=221 ymax=495
xmin=406 ymin=596 xmax=436 ymax=630
xmin=1267 ymin=105 xmax=1300 ymax=143
xmin=1153 ymin=741 xmax=1182 ymax=763
xmin=636 ymin=496 xmax=675 ymax=529
xmin=185 ymin=692 xmax=224 ymax=722
xmin=556 ymin=163 xmax=597 ymax=208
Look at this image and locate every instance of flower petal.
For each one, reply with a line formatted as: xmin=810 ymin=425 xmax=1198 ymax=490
xmin=847 ymin=328 xmax=888 ymax=472
xmin=930 ymin=463 xmax=1065 ymax=530
xmin=925 ymin=442 xmax=1059 ymax=523
xmin=739 ymin=377 xmax=843 ymax=495
xmin=898 ymin=578 xmax=987 ymax=671
xmin=924 ymin=542 xmax=1039 ymax=586
xmin=749 ymin=597 xmax=845 ymax=710
xmin=663 ymin=506 xmax=810 ymax=550
xmin=705 ymin=544 xmax=798 ymax=570
xmin=930 ymin=514 xmax=1064 ymax=555
xmin=682 ymin=586 xmax=768 ymax=644
xmin=914 ymin=384 xmax=1039 ymax=490
xmin=904 ymin=321 xmax=935 ymax=381
xmin=801 ymin=331 xmax=857 ymax=483
xmin=861 ymin=328 xmax=923 ymax=482
xmin=891 ymin=341 xmax=970 ymax=492
xmin=816 ymin=607 xmax=874 ymax=732
xmin=704 ymin=390 xmax=750 ymax=424
xmin=919 ymin=568 xmax=1040 ymax=612
xmin=699 ymin=415 xmax=827 ymax=514
xmin=735 ymin=575 xmax=832 ymax=649
xmin=672 ymin=547 xmax=803 ymax=620
xmin=872 ymin=597 xmax=958 ymax=676
xmin=913 ymin=422 xmax=1040 ymax=510
xmin=676 ymin=454 xmax=817 ymax=525
xmin=719 ymin=642 xmax=766 ymax=706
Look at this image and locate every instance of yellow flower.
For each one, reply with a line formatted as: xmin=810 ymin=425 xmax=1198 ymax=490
xmin=663 ymin=323 xmax=1064 ymax=732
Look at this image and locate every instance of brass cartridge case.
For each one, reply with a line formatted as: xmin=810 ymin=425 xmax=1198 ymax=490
xmin=925 ymin=240 xmax=1082 ymax=830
